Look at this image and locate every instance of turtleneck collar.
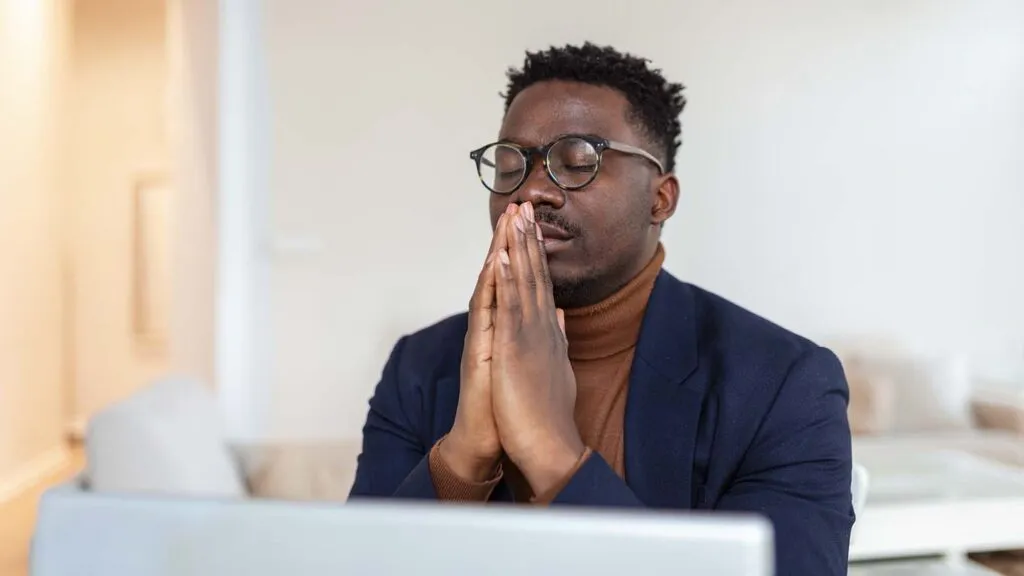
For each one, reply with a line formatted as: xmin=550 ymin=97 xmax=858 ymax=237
xmin=563 ymin=243 xmax=665 ymax=361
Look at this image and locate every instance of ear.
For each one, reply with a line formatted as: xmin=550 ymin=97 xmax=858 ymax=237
xmin=650 ymin=174 xmax=680 ymax=226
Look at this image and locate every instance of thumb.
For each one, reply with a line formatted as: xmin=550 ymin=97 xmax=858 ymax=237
xmin=464 ymin=258 xmax=496 ymax=363
xmin=556 ymin=308 xmax=566 ymax=341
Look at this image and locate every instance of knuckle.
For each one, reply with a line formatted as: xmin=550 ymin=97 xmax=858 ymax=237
xmin=506 ymin=299 xmax=522 ymax=314
xmin=517 ymin=228 xmax=530 ymax=246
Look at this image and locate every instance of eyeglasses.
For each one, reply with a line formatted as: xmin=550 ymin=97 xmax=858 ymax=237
xmin=469 ymin=134 xmax=664 ymax=195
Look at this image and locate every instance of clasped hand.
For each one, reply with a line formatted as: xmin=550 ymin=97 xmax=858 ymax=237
xmin=441 ymin=202 xmax=585 ymax=497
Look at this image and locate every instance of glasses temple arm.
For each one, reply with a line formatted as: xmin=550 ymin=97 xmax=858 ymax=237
xmin=606 ymin=141 xmax=665 ymax=174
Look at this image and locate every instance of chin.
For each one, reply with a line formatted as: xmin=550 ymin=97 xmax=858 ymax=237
xmin=546 ymin=259 xmax=580 ymax=289
xmin=549 ymin=269 xmax=597 ymax=309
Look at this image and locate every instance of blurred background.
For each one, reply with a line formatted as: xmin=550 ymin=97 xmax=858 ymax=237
xmin=1 ymin=0 xmax=1023 ymax=574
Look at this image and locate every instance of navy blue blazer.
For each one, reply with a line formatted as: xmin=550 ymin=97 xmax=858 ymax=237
xmin=350 ymin=269 xmax=854 ymax=575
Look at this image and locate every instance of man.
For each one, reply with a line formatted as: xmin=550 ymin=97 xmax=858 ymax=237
xmin=350 ymin=43 xmax=854 ymax=574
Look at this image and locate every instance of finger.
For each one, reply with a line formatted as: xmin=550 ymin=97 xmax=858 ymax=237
xmin=471 ymin=254 xmax=496 ymax=309
xmin=464 ymin=261 xmax=496 ymax=363
xmin=468 ymin=212 xmax=506 ymax=317
xmin=466 ymin=206 xmax=515 ymax=357
xmin=492 ymin=203 xmax=513 ymax=270
xmin=469 ymin=204 xmax=516 ymax=308
xmin=519 ymin=202 xmax=555 ymax=310
xmin=495 ymin=207 xmax=522 ymax=336
xmin=556 ymin=308 xmax=566 ymax=342
xmin=505 ymin=203 xmax=537 ymax=316
xmin=482 ymin=205 xmax=513 ymax=265
xmin=464 ymin=251 xmax=498 ymax=365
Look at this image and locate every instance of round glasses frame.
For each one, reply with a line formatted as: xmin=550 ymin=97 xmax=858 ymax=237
xmin=468 ymin=134 xmax=665 ymax=196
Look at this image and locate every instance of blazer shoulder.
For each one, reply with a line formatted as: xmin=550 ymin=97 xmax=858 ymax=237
xmin=664 ymin=274 xmax=830 ymax=384
xmin=694 ymin=284 xmax=815 ymax=352
xmin=662 ymin=276 xmax=848 ymax=441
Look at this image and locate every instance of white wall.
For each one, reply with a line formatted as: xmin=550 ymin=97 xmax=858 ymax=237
xmin=167 ymin=0 xmax=217 ymax=387
xmin=234 ymin=0 xmax=1024 ymax=441
xmin=65 ymin=0 xmax=171 ymax=427
xmin=0 ymin=0 xmax=69 ymax=480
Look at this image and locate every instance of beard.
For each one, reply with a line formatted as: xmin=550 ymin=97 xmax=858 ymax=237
xmin=549 ymin=230 xmax=653 ymax=310
xmin=551 ymin=276 xmax=590 ymax=309
xmin=534 ymin=201 xmax=652 ymax=309
xmin=551 ymin=267 xmax=616 ymax=309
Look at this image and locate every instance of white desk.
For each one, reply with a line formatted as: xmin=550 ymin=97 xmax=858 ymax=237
xmin=849 ymin=559 xmax=1001 ymax=575
xmin=851 ymin=434 xmax=1024 ymax=562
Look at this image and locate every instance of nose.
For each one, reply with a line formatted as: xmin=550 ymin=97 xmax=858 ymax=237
xmin=512 ymin=160 xmax=565 ymax=209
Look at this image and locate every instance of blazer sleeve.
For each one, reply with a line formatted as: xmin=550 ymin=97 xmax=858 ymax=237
xmin=547 ymin=453 xmax=645 ymax=507
xmin=715 ymin=346 xmax=855 ymax=576
xmin=348 ymin=336 xmax=439 ymax=500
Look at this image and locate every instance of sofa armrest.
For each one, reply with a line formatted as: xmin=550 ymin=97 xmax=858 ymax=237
xmin=972 ymin=391 xmax=1024 ymax=435
xmin=231 ymin=441 xmax=361 ymax=502
xmin=86 ymin=378 xmax=247 ymax=497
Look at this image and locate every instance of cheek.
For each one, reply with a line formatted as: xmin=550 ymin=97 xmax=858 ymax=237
xmin=577 ymin=189 xmax=645 ymax=248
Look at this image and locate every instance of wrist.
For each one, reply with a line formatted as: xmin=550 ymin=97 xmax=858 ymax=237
xmin=516 ymin=434 xmax=587 ymax=496
xmin=440 ymin=430 xmax=501 ymax=483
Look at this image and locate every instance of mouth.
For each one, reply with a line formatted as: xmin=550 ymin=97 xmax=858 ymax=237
xmin=537 ymin=221 xmax=572 ymax=241
xmin=537 ymin=221 xmax=574 ymax=253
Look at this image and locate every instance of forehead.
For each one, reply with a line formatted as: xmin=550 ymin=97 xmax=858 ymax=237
xmin=499 ymin=80 xmax=640 ymax=147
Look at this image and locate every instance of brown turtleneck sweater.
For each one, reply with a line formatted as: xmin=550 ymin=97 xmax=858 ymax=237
xmin=428 ymin=244 xmax=665 ymax=503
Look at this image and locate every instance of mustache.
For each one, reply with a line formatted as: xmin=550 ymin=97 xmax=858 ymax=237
xmin=533 ymin=209 xmax=582 ymax=237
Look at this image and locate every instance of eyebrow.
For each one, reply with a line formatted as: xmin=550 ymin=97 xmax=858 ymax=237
xmin=497 ymin=132 xmax=604 ymax=147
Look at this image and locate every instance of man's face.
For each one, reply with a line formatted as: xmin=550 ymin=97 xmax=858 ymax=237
xmin=489 ymin=80 xmax=668 ymax=308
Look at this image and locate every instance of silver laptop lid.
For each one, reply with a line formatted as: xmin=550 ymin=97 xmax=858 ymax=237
xmin=33 ymin=489 xmax=773 ymax=576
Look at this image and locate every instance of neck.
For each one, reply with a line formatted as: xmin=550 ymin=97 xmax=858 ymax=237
xmin=563 ymin=244 xmax=665 ymax=361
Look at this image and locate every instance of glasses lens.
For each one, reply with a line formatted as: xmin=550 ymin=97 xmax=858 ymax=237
xmin=548 ymin=137 xmax=599 ymax=189
xmin=478 ymin=144 xmax=525 ymax=194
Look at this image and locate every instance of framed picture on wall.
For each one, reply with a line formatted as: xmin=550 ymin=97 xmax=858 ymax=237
xmin=132 ymin=171 xmax=173 ymax=352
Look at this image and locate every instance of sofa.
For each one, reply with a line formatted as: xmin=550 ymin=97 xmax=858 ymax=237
xmin=82 ymin=377 xmax=360 ymax=502
xmin=50 ymin=362 xmax=1024 ymax=575
xmin=837 ymin=343 xmax=1024 ymax=575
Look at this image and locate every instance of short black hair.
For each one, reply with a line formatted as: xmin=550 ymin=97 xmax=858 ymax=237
xmin=502 ymin=42 xmax=686 ymax=173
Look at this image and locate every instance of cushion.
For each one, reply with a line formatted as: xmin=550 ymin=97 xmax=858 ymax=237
xmin=239 ymin=442 xmax=361 ymax=502
xmin=85 ymin=378 xmax=246 ymax=497
xmin=837 ymin=343 xmax=974 ymax=435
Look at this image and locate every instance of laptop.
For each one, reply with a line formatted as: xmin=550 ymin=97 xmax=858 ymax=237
xmin=32 ymin=486 xmax=773 ymax=575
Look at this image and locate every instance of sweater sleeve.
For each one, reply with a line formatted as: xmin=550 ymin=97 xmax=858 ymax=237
xmin=428 ymin=435 xmax=503 ymax=501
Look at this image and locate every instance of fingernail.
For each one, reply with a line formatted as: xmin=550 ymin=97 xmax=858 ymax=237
xmin=535 ymin=222 xmax=543 ymax=241
xmin=497 ymin=250 xmax=509 ymax=276
xmin=514 ymin=212 xmax=527 ymax=234
xmin=522 ymin=202 xmax=534 ymax=222
xmin=505 ymin=203 xmax=516 ymax=215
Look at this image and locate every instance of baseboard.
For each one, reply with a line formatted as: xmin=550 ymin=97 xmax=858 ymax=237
xmin=0 ymin=446 xmax=71 ymax=505
xmin=65 ymin=415 xmax=87 ymax=442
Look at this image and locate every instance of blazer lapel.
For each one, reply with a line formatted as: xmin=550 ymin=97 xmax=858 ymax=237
xmin=625 ymin=270 xmax=704 ymax=509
